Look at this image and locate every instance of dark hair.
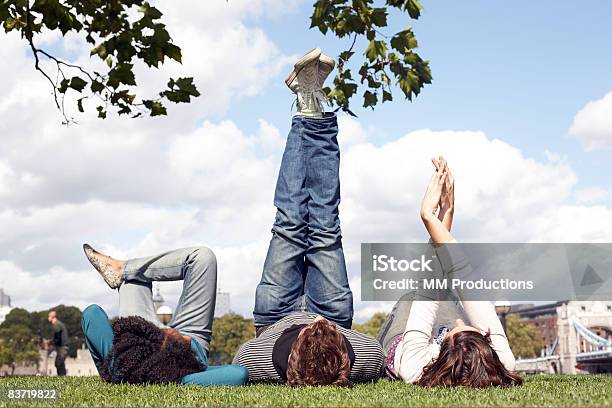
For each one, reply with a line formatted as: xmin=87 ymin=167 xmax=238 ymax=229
xmin=416 ymin=330 xmax=523 ymax=388
xmin=286 ymin=319 xmax=351 ymax=387
xmin=100 ymin=316 xmax=203 ymax=384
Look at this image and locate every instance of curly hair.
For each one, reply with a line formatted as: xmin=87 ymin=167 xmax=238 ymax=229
xmin=416 ymin=330 xmax=523 ymax=388
xmin=286 ymin=319 xmax=351 ymax=387
xmin=100 ymin=316 xmax=203 ymax=384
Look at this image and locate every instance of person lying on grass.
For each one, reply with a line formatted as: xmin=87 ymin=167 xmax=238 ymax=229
xmin=232 ymin=48 xmax=385 ymax=386
xmin=81 ymin=245 xmax=248 ymax=386
xmin=377 ymin=157 xmax=523 ymax=388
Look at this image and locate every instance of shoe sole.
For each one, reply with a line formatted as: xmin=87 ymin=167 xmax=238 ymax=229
xmin=285 ymin=47 xmax=322 ymax=87
xmin=83 ymin=243 xmax=121 ymax=289
xmin=319 ymin=53 xmax=335 ymax=70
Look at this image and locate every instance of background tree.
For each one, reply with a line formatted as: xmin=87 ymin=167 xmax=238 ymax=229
xmin=0 ymin=305 xmax=84 ymax=358
xmin=505 ymin=314 xmax=544 ymax=359
xmin=352 ymin=312 xmax=387 ymax=338
xmin=0 ymin=0 xmax=430 ymax=122
xmin=0 ymin=326 xmax=40 ymax=375
xmin=209 ymin=313 xmax=255 ymax=365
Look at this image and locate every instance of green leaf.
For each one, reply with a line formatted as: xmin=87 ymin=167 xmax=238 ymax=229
xmin=96 ymin=106 xmax=107 ymax=119
xmin=90 ymin=44 xmax=107 ymax=59
xmin=175 ymin=77 xmax=200 ymax=96
xmin=382 ymin=90 xmax=393 ymax=102
xmin=165 ymin=43 xmax=182 ymax=63
xmin=161 ymin=77 xmax=200 ymax=103
xmin=366 ymin=75 xmax=381 ymax=89
xmin=90 ymin=80 xmax=105 ymax=93
xmin=69 ymin=76 xmax=88 ymax=92
xmin=139 ymin=4 xmax=163 ymax=20
xmin=143 ymin=100 xmax=167 ymax=116
xmin=108 ymin=63 xmax=136 ymax=88
xmin=405 ymin=0 xmax=424 ymax=19
xmin=3 ymin=17 xmax=17 ymax=32
xmin=365 ymin=40 xmax=387 ymax=62
xmin=77 ymin=98 xmax=85 ymax=113
xmin=58 ymin=79 xmax=70 ymax=94
xmin=339 ymin=51 xmax=354 ymax=62
xmin=390 ymin=29 xmax=417 ymax=53
xmin=363 ymin=90 xmax=378 ymax=108
xmin=371 ymin=8 xmax=388 ymax=27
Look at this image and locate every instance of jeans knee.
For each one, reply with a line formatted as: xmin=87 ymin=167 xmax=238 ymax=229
xmin=307 ymin=226 xmax=342 ymax=249
xmin=190 ymin=246 xmax=217 ymax=278
xmin=193 ymin=246 xmax=216 ymax=266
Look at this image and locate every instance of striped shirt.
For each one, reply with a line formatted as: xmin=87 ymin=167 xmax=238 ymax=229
xmin=232 ymin=312 xmax=384 ymax=383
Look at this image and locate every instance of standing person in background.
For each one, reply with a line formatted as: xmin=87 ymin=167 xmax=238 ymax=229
xmin=47 ymin=310 xmax=68 ymax=376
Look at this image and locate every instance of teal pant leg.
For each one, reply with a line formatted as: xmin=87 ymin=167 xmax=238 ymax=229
xmin=81 ymin=304 xmax=114 ymax=374
xmin=181 ymin=365 xmax=249 ymax=386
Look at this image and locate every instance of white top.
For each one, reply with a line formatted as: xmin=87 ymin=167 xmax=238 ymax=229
xmin=393 ymin=241 xmax=516 ymax=383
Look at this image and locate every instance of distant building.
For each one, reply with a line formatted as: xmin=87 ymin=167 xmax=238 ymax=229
xmin=214 ymin=290 xmax=231 ymax=317
xmin=150 ymin=286 xmax=232 ymax=322
xmin=0 ymin=288 xmax=10 ymax=307
xmin=152 ymin=285 xmax=173 ymax=324
xmin=0 ymin=288 xmax=13 ymax=325
xmin=504 ymin=301 xmax=612 ymax=374
xmin=152 ymin=286 xmax=165 ymax=312
xmin=157 ymin=305 xmax=172 ymax=324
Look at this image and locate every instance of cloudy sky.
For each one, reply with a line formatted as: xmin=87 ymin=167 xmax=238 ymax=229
xmin=1 ymin=1 xmax=612 ymax=321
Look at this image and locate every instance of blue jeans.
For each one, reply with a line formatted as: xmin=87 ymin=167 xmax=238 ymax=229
xmin=118 ymin=246 xmax=218 ymax=352
xmin=253 ymin=113 xmax=354 ymax=329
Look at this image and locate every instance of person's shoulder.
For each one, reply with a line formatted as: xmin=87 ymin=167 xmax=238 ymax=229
xmin=270 ymin=312 xmax=317 ymax=328
xmin=339 ymin=328 xmax=383 ymax=350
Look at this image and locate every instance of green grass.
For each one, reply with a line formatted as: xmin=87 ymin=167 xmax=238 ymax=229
xmin=0 ymin=375 xmax=611 ymax=407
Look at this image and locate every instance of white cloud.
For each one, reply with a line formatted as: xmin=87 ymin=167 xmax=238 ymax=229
xmin=532 ymin=205 xmax=612 ymax=242
xmin=1 ymin=117 xmax=612 ymax=321
xmin=573 ymin=187 xmax=612 ymax=205
xmin=0 ymin=261 xmax=110 ymax=312
xmin=569 ymin=91 xmax=612 ymax=150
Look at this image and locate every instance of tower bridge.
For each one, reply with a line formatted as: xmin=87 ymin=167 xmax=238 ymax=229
xmin=510 ymin=301 xmax=612 ymax=374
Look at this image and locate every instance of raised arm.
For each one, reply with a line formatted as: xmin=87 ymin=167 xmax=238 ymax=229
xmin=432 ymin=156 xmax=454 ymax=232
xmin=419 ymin=163 xmax=455 ymax=245
xmin=397 ymin=163 xmax=456 ymax=383
xmin=423 ymin=160 xmax=515 ymax=371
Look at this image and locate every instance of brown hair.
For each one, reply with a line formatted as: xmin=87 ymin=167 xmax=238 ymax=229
xmin=286 ymin=319 xmax=351 ymax=387
xmin=416 ymin=331 xmax=523 ymax=388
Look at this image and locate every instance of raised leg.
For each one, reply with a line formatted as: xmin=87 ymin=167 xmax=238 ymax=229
xmin=301 ymin=113 xmax=353 ymax=328
xmin=254 ymin=117 xmax=310 ymax=328
xmin=119 ymin=246 xmax=217 ymax=352
xmin=167 ymin=247 xmax=217 ymax=353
